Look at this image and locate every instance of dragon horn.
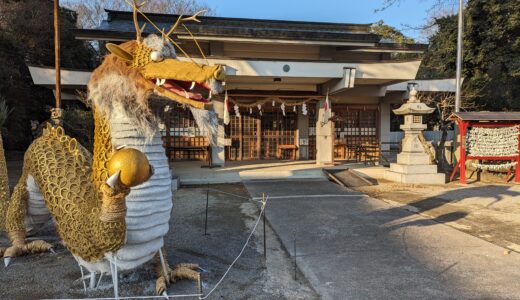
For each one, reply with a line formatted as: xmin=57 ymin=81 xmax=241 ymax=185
xmin=132 ymin=0 xmax=148 ymax=42
xmin=165 ymin=10 xmax=206 ymax=38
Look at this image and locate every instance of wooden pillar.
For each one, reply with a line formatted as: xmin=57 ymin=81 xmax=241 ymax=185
xmin=276 ymin=112 xmax=280 ymax=159
xmin=294 ymin=113 xmax=299 ymax=160
xmin=54 ymin=0 xmax=61 ymax=110
xmin=377 ymin=105 xmax=381 ymax=161
xmin=331 ymin=112 xmax=336 ymax=164
xmin=256 ymin=117 xmax=261 ymax=159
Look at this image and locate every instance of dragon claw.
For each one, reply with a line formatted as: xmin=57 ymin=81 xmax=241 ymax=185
xmin=155 ymin=275 xmax=167 ymax=296
xmin=155 ymin=263 xmax=201 ymax=295
xmin=1 ymin=240 xmax=53 ymax=267
xmin=198 ymin=266 xmax=209 ymax=273
xmin=4 ymin=257 xmax=11 ymax=267
xmin=170 ymin=263 xmax=201 ymax=283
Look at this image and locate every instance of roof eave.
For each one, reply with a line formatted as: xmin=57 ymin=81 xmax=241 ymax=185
xmin=74 ymin=28 xmax=379 ymax=46
xmin=104 ymin=9 xmax=374 ymax=32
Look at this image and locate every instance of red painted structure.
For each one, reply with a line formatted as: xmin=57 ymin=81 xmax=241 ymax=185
xmin=449 ymin=112 xmax=520 ymax=184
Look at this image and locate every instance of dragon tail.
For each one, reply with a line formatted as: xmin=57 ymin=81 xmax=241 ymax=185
xmin=0 ymin=134 xmax=10 ymax=231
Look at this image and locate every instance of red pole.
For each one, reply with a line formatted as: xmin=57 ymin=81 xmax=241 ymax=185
xmin=515 ymin=126 xmax=520 ymax=183
xmin=459 ymin=120 xmax=467 ymax=184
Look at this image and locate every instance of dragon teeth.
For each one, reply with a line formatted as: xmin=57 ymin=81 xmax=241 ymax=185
xmin=190 ymin=81 xmax=196 ymax=90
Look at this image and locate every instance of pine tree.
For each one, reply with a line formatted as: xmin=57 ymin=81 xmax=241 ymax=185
xmin=417 ymin=0 xmax=520 ymax=110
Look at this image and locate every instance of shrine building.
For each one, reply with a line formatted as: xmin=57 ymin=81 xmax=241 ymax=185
xmin=28 ymin=9 xmax=456 ymax=167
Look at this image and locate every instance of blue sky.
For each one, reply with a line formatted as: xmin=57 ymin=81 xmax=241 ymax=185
xmin=204 ymin=0 xmax=442 ymax=41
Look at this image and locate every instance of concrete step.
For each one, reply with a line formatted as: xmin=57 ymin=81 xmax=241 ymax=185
xmin=323 ymin=168 xmax=375 ymax=187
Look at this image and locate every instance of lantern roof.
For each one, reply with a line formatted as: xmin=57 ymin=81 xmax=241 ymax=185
xmin=392 ymin=88 xmax=435 ymax=115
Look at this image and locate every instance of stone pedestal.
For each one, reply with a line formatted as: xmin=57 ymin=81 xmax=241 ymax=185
xmin=385 ymin=163 xmax=445 ymax=184
xmin=384 ymin=86 xmax=445 ymax=184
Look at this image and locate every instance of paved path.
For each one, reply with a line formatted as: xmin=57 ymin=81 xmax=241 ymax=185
xmin=354 ymin=176 xmax=520 ymax=253
xmin=244 ymin=179 xmax=520 ymax=300
xmin=172 ymin=160 xmax=325 ymax=184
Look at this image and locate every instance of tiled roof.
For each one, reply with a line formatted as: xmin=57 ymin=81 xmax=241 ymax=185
xmin=76 ymin=9 xmax=382 ymax=43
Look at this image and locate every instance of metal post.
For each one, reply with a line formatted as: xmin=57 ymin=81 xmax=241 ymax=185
xmin=293 ymin=231 xmax=297 ymax=280
xmin=263 ymin=193 xmax=266 ymax=262
xmin=89 ymin=271 xmax=96 ymax=289
xmin=455 ymin=0 xmax=464 ymax=112
xmin=204 ymin=184 xmax=209 ymax=235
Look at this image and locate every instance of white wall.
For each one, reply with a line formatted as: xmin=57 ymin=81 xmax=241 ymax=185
xmin=389 ymin=131 xmax=455 ymax=143
xmin=379 ymin=92 xmax=405 ymax=150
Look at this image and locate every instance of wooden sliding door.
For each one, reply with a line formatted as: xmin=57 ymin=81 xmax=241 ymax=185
xmin=333 ymin=105 xmax=379 ymax=161
xmin=226 ymin=109 xmax=298 ymax=160
xmin=261 ymin=111 xmax=297 ymax=159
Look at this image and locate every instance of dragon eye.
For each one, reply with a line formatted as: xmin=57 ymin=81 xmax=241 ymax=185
xmin=150 ymin=51 xmax=163 ymax=62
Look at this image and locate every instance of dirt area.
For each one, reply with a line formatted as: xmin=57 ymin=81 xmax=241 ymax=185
xmin=352 ymin=176 xmax=520 ymax=253
xmin=0 ymin=183 xmax=317 ymax=299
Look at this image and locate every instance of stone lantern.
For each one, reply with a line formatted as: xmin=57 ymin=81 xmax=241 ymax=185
xmin=384 ymin=85 xmax=445 ymax=184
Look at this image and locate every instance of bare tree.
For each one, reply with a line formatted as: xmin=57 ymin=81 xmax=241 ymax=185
xmin=377 ymin=0 xmax=461 ymax=13
xmin=63 ymin=0 xmax=215 ymax=29
xmin=418 ymin=91 xmax=478 ymax=170
xmin=376 ymin=0 xmax=465 ymax=41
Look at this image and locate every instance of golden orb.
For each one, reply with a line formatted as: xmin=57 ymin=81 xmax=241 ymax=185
xmin=107 ymin=148 xmax=151 ymax=188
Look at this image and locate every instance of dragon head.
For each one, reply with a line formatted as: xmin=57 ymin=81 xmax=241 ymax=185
xmin=88 ymin=6 xmax=224 ymax=140
xmin=103 ymin=33 xmax=225 ymax=110
xmin=88 ymin=7 xmax=224 ymax=127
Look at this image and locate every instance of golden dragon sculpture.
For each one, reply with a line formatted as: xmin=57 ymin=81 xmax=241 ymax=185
xmin=0 ymin=2 xmax=224 ymax=296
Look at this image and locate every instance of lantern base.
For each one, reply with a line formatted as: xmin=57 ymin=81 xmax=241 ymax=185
xmin=385 ymin=164 xmax=445 ymax=185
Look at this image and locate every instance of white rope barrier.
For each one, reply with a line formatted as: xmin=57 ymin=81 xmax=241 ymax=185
xmin=208 ymin=187 xmax=265 ymax=203
xmin=207 ymin=188 xmax=250 ymax=200
xmin=43 ymin=294 xmax=203 ymax=300
xmin=198 ymin=196 xmax=268 ymax=299
xmin=109 ymin=254 xmax=119 ymax=299
xmin=78 ymin=264 xmax=87 ymax=292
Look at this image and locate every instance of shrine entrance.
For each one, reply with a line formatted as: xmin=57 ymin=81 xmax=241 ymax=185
xmin=332 ymin=104 xmax=380 ymax=163
xmin=226 ymin=109 xmax=299 ymax=160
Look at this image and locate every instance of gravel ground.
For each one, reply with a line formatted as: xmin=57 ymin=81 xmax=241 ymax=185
xmin=0 ymin=183 xmax=317 ymax=299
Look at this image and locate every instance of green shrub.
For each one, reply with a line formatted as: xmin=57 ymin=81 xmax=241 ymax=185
xmin=0 ymin=97 xmax=13 ymax=129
